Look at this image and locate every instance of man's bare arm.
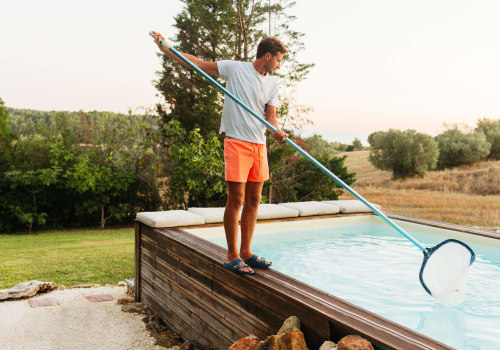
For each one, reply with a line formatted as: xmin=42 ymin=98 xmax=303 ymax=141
xmin=151 ymin=31 xmax=219 ymax=76
xmin=265 ymin=105 xmax=288 ymax=142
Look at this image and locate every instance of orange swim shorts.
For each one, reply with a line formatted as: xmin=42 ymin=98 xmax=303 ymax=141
xmin=224 ymin=138 xmax=269 ymax=183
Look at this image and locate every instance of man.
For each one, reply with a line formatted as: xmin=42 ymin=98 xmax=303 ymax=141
xmin=152 ymin=32 xmax=288 ymax=275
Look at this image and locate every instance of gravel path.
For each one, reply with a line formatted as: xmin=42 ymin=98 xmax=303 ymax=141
xmin=0 ymin=286 xmax=166 ymax=350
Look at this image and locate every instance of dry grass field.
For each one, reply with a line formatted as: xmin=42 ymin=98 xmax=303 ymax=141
xmin=339 ymin=151 xmax=500 ymax=229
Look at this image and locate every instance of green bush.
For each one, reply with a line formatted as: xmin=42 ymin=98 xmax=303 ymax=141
xmin=0 ymin=107 xmax=164 ymax=232
xmin=293 ymin=153 xmax=356 ymax=201
xmin=368 ymin=129 xmax=439 ymax=179
xmin=475 ymin=118 xmax=500 ymax=160
xmin=161 ymin=120 xmax=226 ymax=209
xmin=435 ymin=128 xmax=491 ymax=168
xmin=264 ymin=134 xmax=356 ymax=203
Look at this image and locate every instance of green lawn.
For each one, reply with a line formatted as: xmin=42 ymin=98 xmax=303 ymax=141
xmin=0 ymin=227 xmax=135 ymax=290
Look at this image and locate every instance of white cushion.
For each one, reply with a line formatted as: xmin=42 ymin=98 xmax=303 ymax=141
xmin=278 ymin=201 xmax=340 ymax=216
xmin=322 ymin=200 xmax=382 ymax=213
xmin=188 ymin=205 xmax=300 ymax=222
xmin=188 ymin=207 xmax=226 ymax=224
xmin=257 ymin=204 xmax=299 ymax=220
xmin=136 ymin=210 xmax=205 ymax=228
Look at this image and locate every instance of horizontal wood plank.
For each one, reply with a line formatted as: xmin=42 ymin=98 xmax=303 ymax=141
xmin=142 ymin=275 xmax=233 ymax=349
xmin=141 ymin=285 xmax=206 ymax=346
xmin=151 ymin=250 xmax=275 ymax=337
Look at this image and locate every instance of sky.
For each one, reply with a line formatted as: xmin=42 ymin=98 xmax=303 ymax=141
xmin=1 ymin=0 xmax=499 ymax=144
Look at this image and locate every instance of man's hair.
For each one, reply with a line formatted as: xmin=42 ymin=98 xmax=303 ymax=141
xmin=256 ymin=37 xmax=287 ymax=59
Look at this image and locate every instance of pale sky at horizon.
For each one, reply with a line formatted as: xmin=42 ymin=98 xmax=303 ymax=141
xmin=1 ymin=0 xmax=499 ymax=144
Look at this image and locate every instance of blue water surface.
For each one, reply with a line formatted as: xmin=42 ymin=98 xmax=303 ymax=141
xmin=206 ymin=220 xmax=500 ymax=350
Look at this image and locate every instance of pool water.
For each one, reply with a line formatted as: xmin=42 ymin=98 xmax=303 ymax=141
xmin=194 ymin=217 xmax=500 ymax=350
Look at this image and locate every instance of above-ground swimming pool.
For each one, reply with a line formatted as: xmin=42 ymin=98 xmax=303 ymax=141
xmin=185 ymin=215 xmax=500 ymax=350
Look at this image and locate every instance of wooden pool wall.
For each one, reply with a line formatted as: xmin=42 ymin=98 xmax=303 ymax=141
xmin=134 ymin=216 xmax=461 ymax=350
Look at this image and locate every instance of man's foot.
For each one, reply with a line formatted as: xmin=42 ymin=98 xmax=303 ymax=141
xmin=223 ymin=258 xmax=254 ymax=275
xmin=241 ymin=254 xmax=272 ymax=268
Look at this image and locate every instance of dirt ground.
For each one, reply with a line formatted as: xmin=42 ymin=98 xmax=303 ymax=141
xmin=0 ymin=285 xmax=167 ymax=350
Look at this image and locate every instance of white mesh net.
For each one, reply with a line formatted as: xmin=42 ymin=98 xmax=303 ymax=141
xmin=421 ymin=241 xmax=474 ymax=307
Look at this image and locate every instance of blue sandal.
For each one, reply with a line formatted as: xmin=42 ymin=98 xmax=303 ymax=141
xmin=244 ymin=254 xmax=272 ymax=268
xmin=223 ymin=258 xmax=254 ymax=275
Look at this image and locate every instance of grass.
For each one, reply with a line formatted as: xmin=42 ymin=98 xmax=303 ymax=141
xmin=339 ymin=151 xmax=500 ymax=228
xmin=0 ymin=227 xmax=134 ymax=290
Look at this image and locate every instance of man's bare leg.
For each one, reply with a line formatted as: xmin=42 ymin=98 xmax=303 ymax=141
xmin=223 ymin=181 xmax=252 ymax=272
xmin=239 ymin=181 xmax=270 ymax=266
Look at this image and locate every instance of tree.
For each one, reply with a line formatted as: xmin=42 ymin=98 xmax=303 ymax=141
xmin=0 ymin=98 xmax=13 ymax=173
xmin=0 ymin=98 xmax=11 ymax=142
xmin=303 ymin=134 xmax=337 ymax=158
xmin=1 ymin=108 xmax=165 ymax=232
xmin=264 ymin=134 xmax=356 ymax=203
xmin=65 ymin=154 xmax=135 ymax=229
xmin=161 ymin=120 xmax=225 ymax=208
xmin=435 ymin=127 xmax=491 ymax=169
xmin=475 ymin=118 xmax=500 ymax=160
xmin=330 ymin=141 xmax=349 ymax=152
xmin=5 ymin=135 xmax=60 ymax=233
xmin=294 ymin=154 xmax=356 ymax=201
xmin=352 ymin=138 xmax=363 ymax=150
xmin=368 ymin=129 xmax=439 ymax=179
xmin=155 ymin=0 xmax=236 ymax=135
xmin=65 ymin=110 xmax=164 ymax=228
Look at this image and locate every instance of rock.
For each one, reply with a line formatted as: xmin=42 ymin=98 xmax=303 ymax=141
xmin=0 ymin=281 xmax=57 ymax=300
xmin=281 ymin=331 xmax=309 ymax=350
xmin=277 ymin=316 xmax=301 ymax=335
xmin=57 ymin=285 xmax=67 ymax=290
xmin=122 ymin=302 xmax=148 ymax=314
xmin=256 ymin=330 xmax=308 ymax=350
xmin=255 ymin=335 xmax=279 ymax=350
xmin=229 ymin=335 xmax=261 ymax=350
xmin=179 ymin=340 xmax=204 ymax=350
xmin=144 ymin=314 xmax=169 ymax=333
xmin=142 ymin=313 xmax=183 ymax=347
xmin=117 ymin=295 xmax=134 ymax=305
xmin=118 ymin=281 xmax=127 ymax=287
xmin=154 ymin=331 xmax=183 ymax=348
xmin=126 ymin=285 xmax=135 ymax=296
xmin=167 ymin=347 xmax=181 ymax=350
xmin=319 ymin=341 xmax=337 ymax=350
xmin=337 ymin=335 xmax=374 ymax=350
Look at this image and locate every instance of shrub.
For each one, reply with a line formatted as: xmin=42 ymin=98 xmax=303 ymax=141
xmin=0 ymin=98 xmax=13 ymax=173
xmin=161 ymin=120 xmax=226 ymax=209
xmin=303 ymin=134 xmax=337 ymax=158
xmin=475 ymin=118 xmax=500 ymax=160
xmin=368 ymin=129 xmax=439 ymax=179
xmin=293 ymin=153 xmax=356 ymax=200
xmin=0 ymin=109 xmax=164 ymax=232
xmin=435 ymin=128 xmax=491 ymax=168
xmin=264 ymin=134 xmax=356 ymax=203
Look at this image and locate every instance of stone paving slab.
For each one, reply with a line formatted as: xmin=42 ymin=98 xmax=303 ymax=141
xmin=85 ymin=294 xmax=114 ymax=302
xmin=29 ymin=297 xmax=60 ymax=308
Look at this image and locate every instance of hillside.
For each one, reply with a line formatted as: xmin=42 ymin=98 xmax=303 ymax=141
xmin=339 ymin=151 xmax=500 ymax=229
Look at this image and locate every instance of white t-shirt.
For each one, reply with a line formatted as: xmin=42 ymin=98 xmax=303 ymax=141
xmin=217 ymin=60 xmax=279 ymax=144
